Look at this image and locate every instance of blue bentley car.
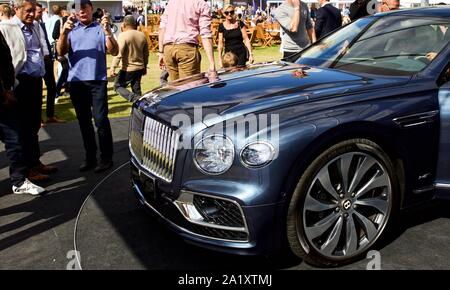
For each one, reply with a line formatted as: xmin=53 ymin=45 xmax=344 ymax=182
xmin=129 ymin=7 xmax=450 ymax=266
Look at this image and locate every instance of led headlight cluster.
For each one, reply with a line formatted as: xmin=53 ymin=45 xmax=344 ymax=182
xmin=194 ymin=135 xmax=235 ymax=175
xmin=194 ymin=135 xmax=276 ymax=175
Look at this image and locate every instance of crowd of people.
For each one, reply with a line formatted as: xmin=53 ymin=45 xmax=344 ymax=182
xmin=0 ymin=0 xmax=123 ymax=195
xmin=0 ymin=0 xmax=441 ymax=196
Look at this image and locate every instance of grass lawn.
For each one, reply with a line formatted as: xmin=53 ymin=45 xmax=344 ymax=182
xmin=43 ymin=45 xmax=283 ymax=122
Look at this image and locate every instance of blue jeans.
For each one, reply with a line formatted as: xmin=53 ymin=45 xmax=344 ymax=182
xmin=0 ymin=108 xmax=27 ymax=187
xmin=70 ymin=81 xmax=113 ymax=162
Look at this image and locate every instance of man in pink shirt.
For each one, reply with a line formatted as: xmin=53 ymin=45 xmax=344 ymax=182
xmin=158 ymin=0 xmax=216 ymax=81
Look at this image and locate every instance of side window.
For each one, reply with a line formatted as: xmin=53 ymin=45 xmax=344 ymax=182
xmin=438 ymin=62 xmax=450 ymax=86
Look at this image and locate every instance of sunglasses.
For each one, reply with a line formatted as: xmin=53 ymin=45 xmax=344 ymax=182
xmin=224 ymin=10 xmax=235 ymax=16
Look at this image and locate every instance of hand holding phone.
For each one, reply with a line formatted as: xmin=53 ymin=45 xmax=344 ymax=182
xmin=101 ymin=15 xmax=111 ymax=35
xmin=62 ymin=13 xmax=76 ymax=35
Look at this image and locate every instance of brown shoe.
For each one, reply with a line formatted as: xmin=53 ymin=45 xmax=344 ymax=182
xmin=35 ymin=162 xmax=58 ymax=174
xmin=29 ymin=169 xmax=50 ymax=182
xmin=46 ymin=116 xmax=66 ymax=123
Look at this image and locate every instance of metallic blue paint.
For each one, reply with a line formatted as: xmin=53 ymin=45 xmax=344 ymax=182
xmin=130 ymin=8 xmax=450 ymax=255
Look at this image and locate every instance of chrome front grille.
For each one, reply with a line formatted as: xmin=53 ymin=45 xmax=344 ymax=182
xmin=129 ymin=108 xmax=180 ymax=182
xmin=141 ymin=117 xmax=180 ymax=182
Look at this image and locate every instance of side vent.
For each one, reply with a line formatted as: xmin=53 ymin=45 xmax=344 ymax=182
xmin=393 ymin=110 xmax=439 ymax=128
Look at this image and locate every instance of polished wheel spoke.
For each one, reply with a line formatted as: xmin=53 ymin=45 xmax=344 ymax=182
xmin=355 ymin=197 xmax=389 ymax=215
xmin=355 ymin=171 xmax=389 ymax=199
xmin=304 ymin=194 xmax=337 ymax=212
xmin=317 ymin=167 xmax=340 ymax=201
xmin=354 ymin=211 xmax=378 ymax=241
xmin=305 ymin=211 xmax=340 ymax=239
xmin=303 ymin=150 xmax=392 ymax=259
xmin=339 ymin=153 xmax=353 ymax=194
xmin=321 ymin=216 xmax=344 ymax=256
xmin=345 ymin=215 xmax=358 ymax=256
xmin=348 ymin=157 xmax=376 ymax=194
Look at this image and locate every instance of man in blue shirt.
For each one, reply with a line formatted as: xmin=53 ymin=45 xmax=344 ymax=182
xmin=58 ymin=0 xmax=118 ymax=172
xmin=12 ymin=0 xmax=58 ymax=183
xmin=0 ymin=29 xmax=45 ymax=195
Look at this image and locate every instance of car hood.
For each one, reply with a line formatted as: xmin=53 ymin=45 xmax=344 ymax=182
xmin=139 ymin=61 xmax=409 ymax=127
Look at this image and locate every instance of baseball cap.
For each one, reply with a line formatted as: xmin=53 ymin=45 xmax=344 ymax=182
xmin=72 ymin=0 xmax=93 ymax=9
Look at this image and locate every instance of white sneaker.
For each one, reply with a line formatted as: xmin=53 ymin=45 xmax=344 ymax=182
xmin=12 ymin=179 xmax=46 ymax=196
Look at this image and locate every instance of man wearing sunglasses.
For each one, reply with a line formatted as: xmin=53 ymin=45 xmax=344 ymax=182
xmin=274 ymin=0 xmax=316 ymax=61
xmin=158 ymin=0 xmax=216 ymax=81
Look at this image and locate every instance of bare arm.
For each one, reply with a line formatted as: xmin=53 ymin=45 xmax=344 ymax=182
xmin=305 ymin=7 xmax=316 ymax=44
xmin=274 ymin=1 xmax=300 ymax=33
xmin=241 ymin=25 xmax=254 ymax=63
xmin=198 ymin=1 xmax=215 ymax=73
xmin=109 ymin=35 xmax=123 ymax=76
xmin=105 ymin=34 xmax=119 ymax=56
xmin=217 ymin=32 xmax=224 ymax=67
xmin=201 ymin=37 xmax=216 ymax=72
xmin=57 ymin=16 xmax=75 ymax=57
xmin=101 ymin=16 xmax=118 ymax=56
xmin=290 ymin=0 xmax=301 ymax=33
xmin=307 ymin=28 xmax=316 ymax=44
xmin=57 ymin=31 xmax=70 ymax=57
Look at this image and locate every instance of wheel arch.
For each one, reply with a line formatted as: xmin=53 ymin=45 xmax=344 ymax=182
xmin=280 ymin=121 xmax=406 ymax=210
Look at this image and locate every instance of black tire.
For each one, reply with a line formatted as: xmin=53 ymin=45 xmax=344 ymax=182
xmin=286 ymin=138 xmax=399 ymax=267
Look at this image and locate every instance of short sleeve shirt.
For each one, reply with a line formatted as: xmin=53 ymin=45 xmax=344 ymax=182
xmin=274 ymin=2 xmax=313 ymax=52
xmin=67 ymin=21 xmax=107 ymax=82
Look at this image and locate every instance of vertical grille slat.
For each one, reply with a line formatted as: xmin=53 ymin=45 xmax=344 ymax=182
xmin=149 ymin=119 xmax=157 ymax=171
xmin=150 ymin=119 xmax=157 ymax=172
xmin=129 ymin=109 xmax=179 ymax=183
xmin=156 ymin=122 xmax=163 ymax=175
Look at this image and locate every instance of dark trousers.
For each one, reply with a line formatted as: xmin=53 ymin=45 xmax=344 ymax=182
xmin=56 ymin=58 xmax=69 ymax=97
xmin=113 ymin=69 xmax=144 ymax=102
xmin=70 ymin=81 xmax=113 ymax=162
xmin=43 ymin=57 xmax=57 ymax=118
xmin=283 ymin=51 xmax=300 ymax=62
xmin=0 ymin=108 xmax=27 ymax=187
xmin=15 ymin=75 xmax=43 ymax=168
xmin=225 ymin=45 xmax=248 ymax=66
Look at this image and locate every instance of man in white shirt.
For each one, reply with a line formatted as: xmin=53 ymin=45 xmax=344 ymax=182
xmin=44 ymin=4 xmax=61 ymax=44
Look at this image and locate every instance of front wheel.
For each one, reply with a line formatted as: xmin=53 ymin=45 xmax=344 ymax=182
xmin=286 ymin=139 xmax=398 ymax=267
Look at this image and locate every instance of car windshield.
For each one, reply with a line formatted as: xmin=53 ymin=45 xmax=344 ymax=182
xmin=295 ymin=15 xmax=450 ymax=76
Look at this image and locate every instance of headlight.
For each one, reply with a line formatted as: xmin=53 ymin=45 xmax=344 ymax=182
xmin=194 ymin=135 xmax=235 ymax=175
xmin=240 ymin=141 xmax=275 ymax=168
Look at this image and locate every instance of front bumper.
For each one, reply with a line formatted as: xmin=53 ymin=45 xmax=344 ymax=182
xmin=130 ymin=159 xmax=285 ymax=255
